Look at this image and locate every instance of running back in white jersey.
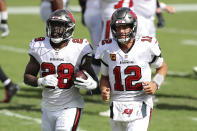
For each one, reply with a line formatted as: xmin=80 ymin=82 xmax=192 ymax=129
xmin=95 ymin=36 xmax=163 ymax=107
xmin=29 ymin=37 xmax=92 ymax=111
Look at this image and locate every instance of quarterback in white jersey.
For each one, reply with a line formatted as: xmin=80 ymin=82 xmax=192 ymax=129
xmin=24 ymin=9 xmax=97 ymax=131
xmin=95 ymin=8 xmax=167 ymax=131
xmin=100 ymin=0 xmax=134 ymax=40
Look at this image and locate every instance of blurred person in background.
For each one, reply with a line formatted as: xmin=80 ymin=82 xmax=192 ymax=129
xmin=156 ymin=1 xmax=175 ymax=28
xmin=0 ymin=0 xmax=9 ymax=37
xmin=40 ymin=0 xmax=70 ymax=22
xmin=0 ymin=67 xmax=19 ymax=103
xmin=79 ymin=0 xmax=103 ymax=95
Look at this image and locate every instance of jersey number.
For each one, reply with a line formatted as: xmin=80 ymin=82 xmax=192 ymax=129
xmin=41 ymin=63 xmax=74 ymax=89
xmin=113 ymin=66 xmax=142 ymax=91
xmin=114 ymin=0 xmax=133 ymax=9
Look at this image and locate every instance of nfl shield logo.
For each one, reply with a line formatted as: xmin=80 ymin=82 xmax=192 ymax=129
xmin=110 ymin=54 xmax=116 ymax=61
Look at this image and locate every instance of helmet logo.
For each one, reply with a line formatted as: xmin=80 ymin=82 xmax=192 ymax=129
xmin=67 ymin=12 xmax=75 ymax=23
xmin=52 ymin=16 xmax=59 ymax=19
xmin=129 ymin=11 xmax=137 ymax=20
xmin=116 ymin=20 xmax=126 ymax=24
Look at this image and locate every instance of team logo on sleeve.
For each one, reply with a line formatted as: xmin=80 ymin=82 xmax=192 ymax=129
xmin=110 ymin=54 xmax=116 ymax=61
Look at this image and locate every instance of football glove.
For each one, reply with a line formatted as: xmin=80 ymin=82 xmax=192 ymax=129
xmin=156 ymin=13 xmax=165 ymax=28
xmin=37 ymin=74 xmax=58 ymax=87
xmin=0 ymin=23 xmax=10 ymax=37
xmin=74 ymin=71 xmax=97 ymax=90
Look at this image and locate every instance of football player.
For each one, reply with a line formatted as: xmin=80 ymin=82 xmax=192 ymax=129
xmin=40 ymin=0 xmax=70 ymax=22
xmin=0 ymin=0 xmax=9 ymax=37
xmin=100 ymin=0 xmax=135 ymax=40
xmin=133 ymin=0 xmax=175 ymax=36
xmin=95 ymin=8 xmax=167 ymax=131
xmin=24 ymin=9 xmax=98 ymax=131
xmin=0 ymin=67 xmax=19 ymax=103
xmin=79 ymin=0 xmax=103 ymax=95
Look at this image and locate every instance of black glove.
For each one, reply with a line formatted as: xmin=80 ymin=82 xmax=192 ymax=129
xmin=156 ymin=13 xmax=165 ymax=28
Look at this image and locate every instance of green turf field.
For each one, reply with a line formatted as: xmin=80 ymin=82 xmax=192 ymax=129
xmin=0 ymin=0 xmax=197 ymax=131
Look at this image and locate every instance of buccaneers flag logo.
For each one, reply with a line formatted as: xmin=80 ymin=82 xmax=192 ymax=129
xmin=110 ymin=54 xmax=116 ymax=61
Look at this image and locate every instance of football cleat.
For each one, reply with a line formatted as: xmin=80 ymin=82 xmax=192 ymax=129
xmin=2 ymin=83 xmax=19 ymax=103
xmin=0 ymin=24 xmax=10 ymax=37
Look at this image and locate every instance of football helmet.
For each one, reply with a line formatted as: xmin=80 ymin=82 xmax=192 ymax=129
xmin=46 ymin=9 xmax=75 ymax=44
xmin=110 ymin=7 xmax=137 ymax=45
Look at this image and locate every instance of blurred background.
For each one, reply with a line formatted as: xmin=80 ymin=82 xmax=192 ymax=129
xmin=0 ymin=0 xmax=197 ymax=130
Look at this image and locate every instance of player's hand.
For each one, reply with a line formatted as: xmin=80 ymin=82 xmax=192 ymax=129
xmin=74 ymin=71 xmax=97 ymax=90
xmin=101 ymin=88 xmax=110 ymax=102
xmin=37 ymin=74 xmax=58 ymax=87
xmin=0 ymin=24 xmax=10 ymax=37
xmin=142 ymin=81 xmax=158 ymax=95
xmin=165 ymin=6 xmax=175 ymax=14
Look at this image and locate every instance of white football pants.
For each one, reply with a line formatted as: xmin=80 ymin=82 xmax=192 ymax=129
xmin=42 ymin=107 xmax=82 ymax=131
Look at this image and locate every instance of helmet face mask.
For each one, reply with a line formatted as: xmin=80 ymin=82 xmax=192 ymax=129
xmin=46 ymin=9 xmax=75 ymax=44
xmin=110 ymin=7 xmax=137 ymax=45
xmin=115 ymin=25 xmax=132 ymax=44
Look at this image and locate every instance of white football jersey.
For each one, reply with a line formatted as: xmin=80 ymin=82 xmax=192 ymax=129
xmin=29 ymin=37 xmax=92 ymax=111
xmin=133 ymin=0 xmax=156 ymax=18
xmin=95 ymin=36 xmax=163 ymax=107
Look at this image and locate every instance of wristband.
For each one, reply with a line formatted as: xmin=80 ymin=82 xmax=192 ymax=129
xmin=1 ymin=11 xmax=8 ymax=20
xmin=37 ymin=78 xmax=43 ymax=86
xmin=152 ymin=73 xmax=164 ymax=89
xmin=160 ymin=2 xmax=167 ymax=10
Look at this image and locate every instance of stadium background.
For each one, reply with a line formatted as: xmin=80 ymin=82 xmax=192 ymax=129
xmin=0 ymin=0 xmax=197 ymax=130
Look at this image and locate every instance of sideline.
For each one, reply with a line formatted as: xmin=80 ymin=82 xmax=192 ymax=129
xmin=191 ymin=117 xmax=197 ymax=122
xmin=0 ymin=109 xmax=41 ymax=124
xmin=7 ymin=4 xmax=197 ymax=14
xmin=181 ymin=40 xmax=197 ymax=46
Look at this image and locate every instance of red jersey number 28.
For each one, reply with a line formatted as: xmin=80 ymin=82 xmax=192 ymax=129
xmin=41 ymin=63 xmax=74 ymax=89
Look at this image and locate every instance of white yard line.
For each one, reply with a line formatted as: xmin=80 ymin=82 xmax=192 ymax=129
xmin=0 ymin=109 xmax=41 ymax=124
xmin=160 ymin=28 xmax=197 ymax=36
xmin=181 ymin=40 xmax=197 ymax=46
xmin=0 ymin=109 xmax=86 ymax=131
xmin=169 ymin=4 xmax=197 ymax=12
xmin=191 ymin=117 xmax=197 ymax=122
xmin=8 ymin=5 xmax=81 ymax=14
xmin=0 ymin=45 xmax=27 ymax=54
xmin=7 ymin=4 xmax=197 ymax=14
